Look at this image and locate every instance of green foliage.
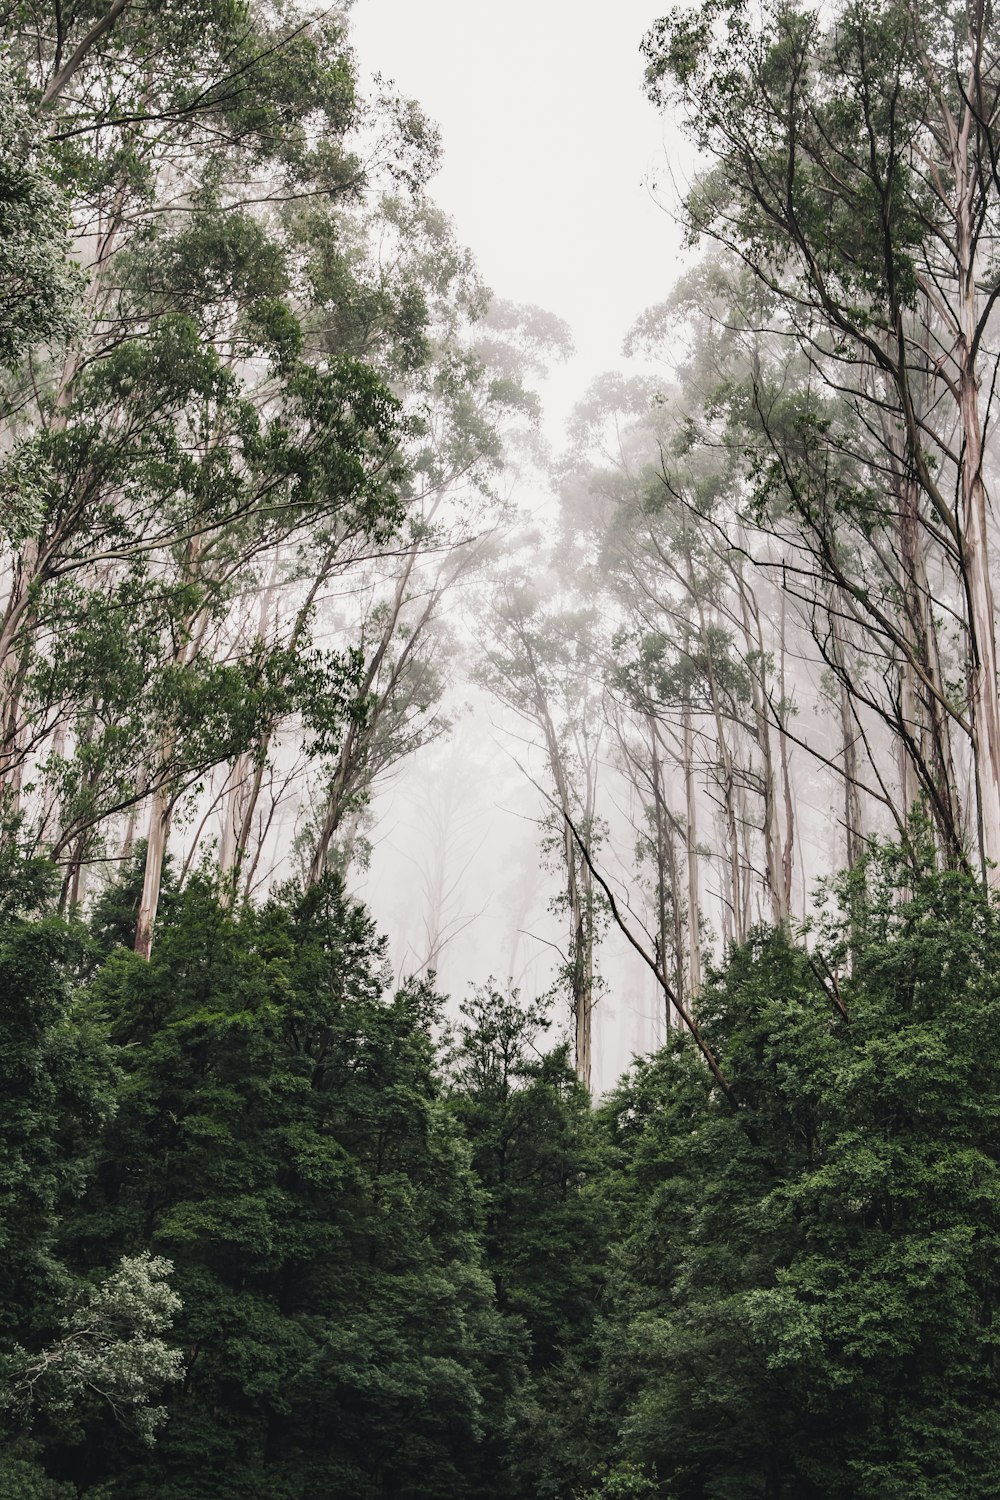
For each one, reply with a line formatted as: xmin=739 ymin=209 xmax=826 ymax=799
xmin=0 ymin=905 xmax=116 ymax=1339
xmin=0 ymin=0 xmax=512 ymax=887
xmin=583 ymin=1461 xmax=661 ymax=1500
xmin=447 ymin=982 xmax=606 ymax=1367
xmin=596 ymin=854 xmax=1000 ymax=1499
xmin=2 ymin=1253 xmax=184 ymax=1445
xmin=0 ymin=1450 xmax=75 ymax=1500
xmin=0 ymin=52 xmax=78 ymax=368
xmin=446 ymin=982 xmax=611 ymax=1497
xmin=0 ymin=870 xmax=180 ymax=1482
xmin=3 ymin=838 xmax=1000 ymax=1499
xmin=56 ymin=875 xmax=521 ymax=1498
xmin=644 ymin=0 xmax=930 ymax=320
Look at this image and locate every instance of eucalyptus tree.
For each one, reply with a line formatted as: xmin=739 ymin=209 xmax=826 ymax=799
xmin=0 ymin=50 xmax=77 ymax=373
xmin=200 ymin=286 xmax=568 ymax=900
xmin=293 ymin=294 xmax=571 ymax=895
xmin=0 ymin=0 xmax=383 ymax=772
xmin=0 ymin=2 xmax=509 ymax=963
xmin=659 ymin=254 xmax=968 ymax=866
xmin=645 ymin=0 xmax=1000 ymax=880
xmin=478 ymin=574 xmax=607 ymax=1090
xmin=560 ymin=370 xmax=802 ymax=987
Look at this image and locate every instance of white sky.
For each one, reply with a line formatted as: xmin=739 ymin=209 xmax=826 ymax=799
xmin=348 ymin=2 xmax=694 ymax=1087
xmin=350 ymin=0 xmax=690 ymax=433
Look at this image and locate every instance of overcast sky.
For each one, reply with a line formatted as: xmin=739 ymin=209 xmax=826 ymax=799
xmin=347 ymin=3 xmax=692 ymax=1085
xmin=350 ymin=0 xmax=689 ymax=433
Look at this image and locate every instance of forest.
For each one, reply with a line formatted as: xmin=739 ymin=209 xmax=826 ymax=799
xmin=2 ymin=0 xmax=1000 ymax=1495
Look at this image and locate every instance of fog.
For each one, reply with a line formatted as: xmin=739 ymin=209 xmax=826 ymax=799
xmin=344 ymin=1 xmax=698 ymax=1091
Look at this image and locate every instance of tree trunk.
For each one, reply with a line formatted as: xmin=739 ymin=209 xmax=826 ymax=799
xmin=134 ymin=777 xmax=172 ymax=960
xmin=950 ymin=91 xmax=999 ymax=881
xmin=683 ymin=702 xmax=701 ymax=998
xmin=958 ymin=357 xmax=1000 ymax=880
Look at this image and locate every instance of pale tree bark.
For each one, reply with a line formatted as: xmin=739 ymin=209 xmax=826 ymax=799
xmin=119 ymin=766 xmax=148 ymax=863
xmin=306 ymin=527 xmax=462 ymax=890
xmin=133 ymin=537 xmax=210 ymax=956
xmin=606 ymin=700 xmax=691 ymax=1037
xmin=570 ymin=741 xmax=600 ymax=1090
xmin=895 ymin=470 xmax=923 ymax=827
xmin=537 ymin=684 xmax=599 ymax=1092
xmin=886 ymin=423 xmax=964 ymax=859
xmin=778 ymin=592 xmax=795 ymax=915
xmin=955 ymin=252 xmax=1000 ymax=873
xmin=695 ymin=595 xmax=745 ymax=946
xmin=829 ymin=614 xmax=866 ymax=875
xmin=736 ymin=568 xmax=788 ymax=925
xmin=133 ymin=775 xmax=172 ymax=960
xmin=41 ymin=0 xmax=133 ymax=106
xmin=218 ymin=552 xmax=283 ymax=893
xmin=563 ymin=807 xmax=740 ymax=1112
xmin=481 ymin=594 xmax=603 ymax=1090
xmin=682 ymin=700 xmax=701 ymax=998
xmin=647 ymin=718 xmax=686 ymax=1027
xmin=0 ymin=538 xmax=41 ymax=815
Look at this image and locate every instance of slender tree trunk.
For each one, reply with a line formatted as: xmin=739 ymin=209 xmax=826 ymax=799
xmin=119 ymin=765 xmax=149 ymax=862
xmin=694 ymin=597 xmax=743 ymax=944
xmin=778 ymin=594 xmax=795 ymax=915
xmin=563 ymin=745 xmax=598 ymax=1092
xmin=41 ymin=0 xmax=133 ymax=105
xmin=648 ymin=722 xmax=676 ymax=1029
xmin=541 ymin=693 xmax=596 ymax=1091
xmin=683 ymin=702 xmax=701 ymax=998
xmin=219 ymin=552 xmax=283 ymax=893
xmin=572 ymin=859 xmax=592 ymax=1092
xmin=829 ymin=605 xmax=864 ymax=872
xmin=896 ymin=472 xmax=923 ymax=826
xmin=134 ymin=535 xmax=205 ymax=956
xmin=958 ymin=367 xmax=1000 ymax=880
xmin=716 ymin=809 xmax=735 ymax=950
xmin=738 ymin=574 xmax=787 ymax=925
xmin=134 ymin=775 xmax=172 ymax=960
xmin=954 ymin=99 xmax=1000 ymax=881
xmin=307 ymin=549 xmax=421 ymax=887
xmin=738 ymin=780 xmax=753 ymax=936
xmin=66 ymin=836 xmax=89 ymax=910
xmin=307 ymin=731 xmax=359 ymax=888
xmin=0 ymin=539 xmax=41 ymax=815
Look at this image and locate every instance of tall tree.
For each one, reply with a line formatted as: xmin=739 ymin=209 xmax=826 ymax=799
xmin=645 ymin=0 xmax=1000 ymax=880
xmin=478 ymin=579 xmax=606 ymax=1089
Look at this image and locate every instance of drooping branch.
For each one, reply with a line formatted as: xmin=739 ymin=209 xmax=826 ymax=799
xmin=562 ymin=807 xmax=740 ymax=1111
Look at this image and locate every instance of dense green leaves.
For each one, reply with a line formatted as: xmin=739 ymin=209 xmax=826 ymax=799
xmin=0 ymin=54 xmax=78 ymax=369
xmin=10 ymin=874 xmax=521 ymax=1498
xmin=3 ymin=846 xmax=1000 ymax=1496
xmin=595 ymin=856 xmax=1000 ymax=1498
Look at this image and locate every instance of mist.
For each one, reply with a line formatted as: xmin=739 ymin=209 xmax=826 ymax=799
xmin=3 ymin=1 xmax=1000 ymax=1495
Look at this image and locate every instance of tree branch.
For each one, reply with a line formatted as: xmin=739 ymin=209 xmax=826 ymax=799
xmin=562 ymin=806 xmax=740 ymax=1111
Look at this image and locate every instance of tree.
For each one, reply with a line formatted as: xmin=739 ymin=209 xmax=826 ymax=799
xmin=2 ymin=1253 xmax=183 ymax=1446
xmin=478 ymin=579 xmax=607 ymax=1089
xmin=445 ymin=980 xmax=610 ymax=1498
xmin=0 ymin=0 xmax=449 ymax=950
xmin=645 ymin=0 xmax=1000 ymax=880
xmin=60 ymin=872 xmax=523 ymax=1499
xmin=0 ymin=852 xmax=179 ymax=1490
xmin=0 ymin=51 xmax=77 ymax=372
xmin=595 ymin=849 xmax=1000 ymax=1498
xmin=559 ymin=365 xmax=800 ymax=998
